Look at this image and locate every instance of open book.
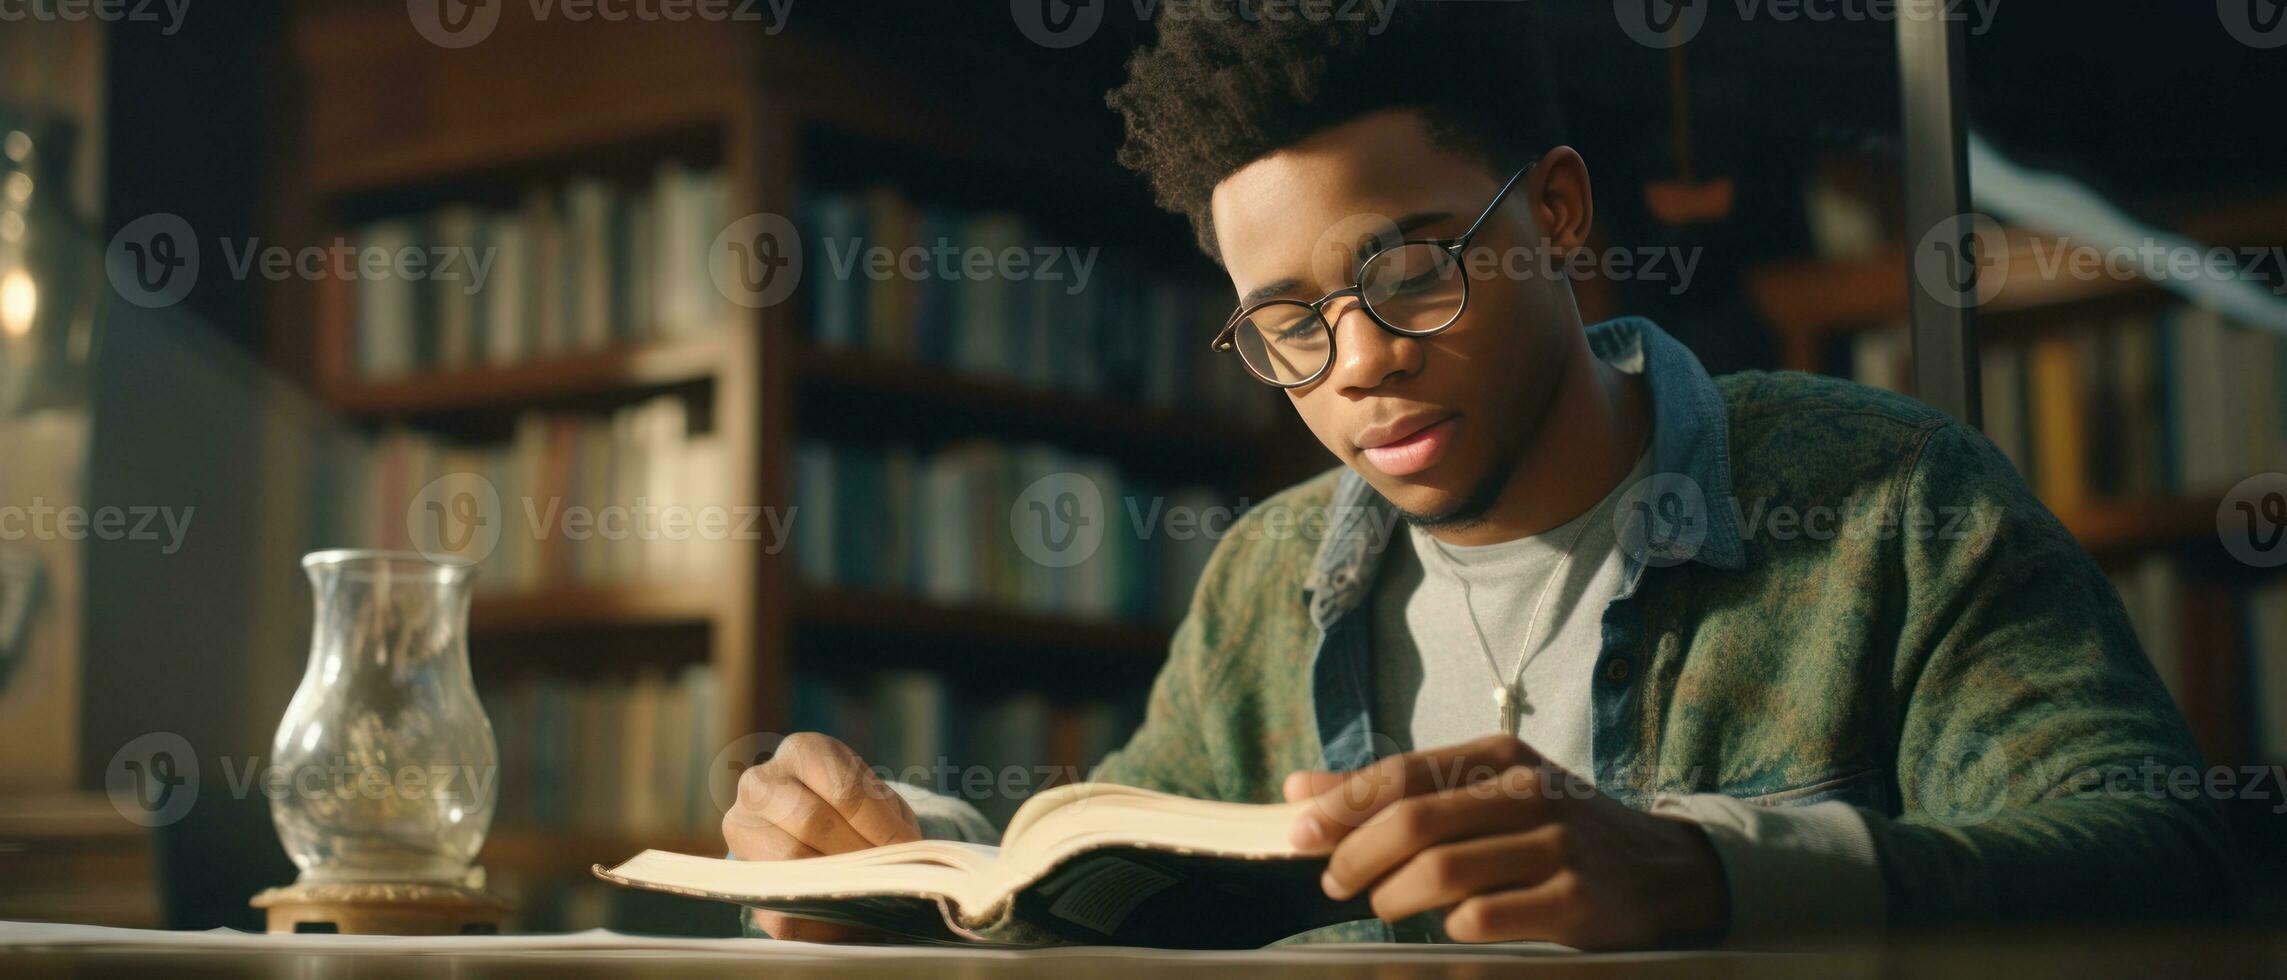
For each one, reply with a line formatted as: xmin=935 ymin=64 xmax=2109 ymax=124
xmin=594 ymin=783 xmax=1371 ymax=947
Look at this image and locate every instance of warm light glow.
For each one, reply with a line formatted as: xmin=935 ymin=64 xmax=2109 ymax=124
xmin=0 ymin=267 xmax=36 ymax=338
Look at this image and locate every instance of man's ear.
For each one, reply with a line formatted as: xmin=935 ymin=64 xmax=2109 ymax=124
xmin=1526 ymin=146 xmax=1593 ymax=252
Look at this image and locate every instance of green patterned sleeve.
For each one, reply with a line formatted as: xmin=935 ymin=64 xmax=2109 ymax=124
xmin=1867 ymin=419 xmax=2235 ymax=925
xmin=1090 ymin=607 xmax=1224 ymax=799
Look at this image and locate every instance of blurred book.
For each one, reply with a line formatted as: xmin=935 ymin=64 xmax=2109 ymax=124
xmin=794 ymin=186 xmax=1270 ymax=428
xmin=317 ymin=395 xmax=726 ymax=593
xmin=486 ymin=664 xmax=720 ymax=835
xmin=791 ymin=439 xmax=1225 ymax=623
xmin=1851 ymin=302 xmax=2287 ymax=499
xmin=349 ymin=165 xmax=732 ymax=379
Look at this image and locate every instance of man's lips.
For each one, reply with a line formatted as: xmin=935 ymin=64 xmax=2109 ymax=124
xmin=1357 ymin=414 xmax=1459 ymax=477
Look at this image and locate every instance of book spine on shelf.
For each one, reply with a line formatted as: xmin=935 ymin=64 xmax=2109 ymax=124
xmin=344 ymin=167 xmax=730 ymax=380
xmin=316 ymin=395 xmax=726 ymax=595
xmin=790 ymin=186 xmax=1268 ymax=425
xmin=487 ymin=663 xmax=726 ymax=839
xmin=792 ymin=439 xmax=1221 ymax=624
xmin=786 ymin=671 xmax=1143 ymax=824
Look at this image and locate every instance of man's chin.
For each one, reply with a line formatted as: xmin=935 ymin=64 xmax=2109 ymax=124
xmin=1393 ymin=498 xmax=1490 ymax=532
xmin=1372 ymin=476 xmax=1503 ymax=533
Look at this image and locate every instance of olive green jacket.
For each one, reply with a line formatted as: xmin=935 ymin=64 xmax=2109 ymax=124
xmin=1092 ymin=317 xmax=2233 ymax=936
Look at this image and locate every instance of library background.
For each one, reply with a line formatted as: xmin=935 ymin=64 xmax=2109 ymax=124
xmin=1 ymin=1 xmax=2283 ymax=936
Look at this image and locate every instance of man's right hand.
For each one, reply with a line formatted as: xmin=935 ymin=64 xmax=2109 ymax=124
xmin=722 ymin=731 xmax=922 ymax=942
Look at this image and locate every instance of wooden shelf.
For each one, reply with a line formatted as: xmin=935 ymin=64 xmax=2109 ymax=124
xmin=2060 ymin=495 xmax=2221 ymax=554
xmin=321 ymin=333 xmax=734 ymax=418
xmin=481 ymin=825 xmax=720 ymax=878
xmin=310 ymin=109 xmax=732 ymax=202
xmin=471 ymin=584 xmax=722 ymax=634
xmin=1750 ymin=230 xmax=2169 ymax=343
xmin=793 ymin=586 xmax=1173 ymax=661
xmin=794 ymin=344 xmax=1276 ymax=461
xmin=292 ymin=2 xmax=749 ymax=200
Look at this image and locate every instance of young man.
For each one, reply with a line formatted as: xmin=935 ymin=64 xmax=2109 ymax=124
xmin=725 ymin=4 xmax=2230 ymax=947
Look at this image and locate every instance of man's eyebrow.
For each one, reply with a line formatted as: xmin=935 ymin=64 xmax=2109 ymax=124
xmin=1234 ymin=211 xmax=1458 ymax=308
xmin=1344 ymin=211 xmax=1455 ymax=265
xmin=1393 ymin=211 xmax=1452 ymax=237
xmin=1239 ymin=278 xmax=1305 ymax=307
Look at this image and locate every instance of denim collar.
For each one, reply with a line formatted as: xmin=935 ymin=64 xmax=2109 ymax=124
xmin=1301 ymin=317 xmax=1748 ymax=628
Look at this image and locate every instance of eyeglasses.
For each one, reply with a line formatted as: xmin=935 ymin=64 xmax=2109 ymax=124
xmin=1210 ymin=163 xmax=1536 ymax=388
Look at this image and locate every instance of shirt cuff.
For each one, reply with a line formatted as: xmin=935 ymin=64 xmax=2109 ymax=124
xmin=1649 ymin=793 xmax=1886 ymax=945
xmin=887 ymin=780 xmax=1000 ymax=845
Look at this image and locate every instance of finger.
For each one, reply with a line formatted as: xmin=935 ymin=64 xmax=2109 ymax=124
xmin=1292 ymin=735 xmax=1544 ymax=851
xmin=757 ymin=910 xmax=864 ymax=944
xmin=1283 ymin=771 xmax=1345 ymax=802
xmin=1366 ymin=827 xmax=1568 ymax=922
xmin=739 ymin=768 xmax=877 ymax=854
xmin=1322 ymin=768 xmax=1549 ymax=900
xmin=789 ymin=742 xmax=920 ymax=847
xmin=722 ymin=806 xmax=824 ymax=862
xmin=1443 ymin=876 xmax=1581 ymax=945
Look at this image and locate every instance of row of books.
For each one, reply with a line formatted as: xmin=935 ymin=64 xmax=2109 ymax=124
xmin=797 ymin=187 xmax=1273 ymax=425
xmin=487 ymin=664 xmax=722 ymax=836
xmin=791 ymin=440 xmax=1225 ymax=623
xmin=1852 ymin=302 xmax=2287 ymax=507
xmin=350 ymin=164 xmax=735 ymax=378
xmin=791 ymin=671 xmax=1140 ymax=827
xmin=2109 ymin=556 xmax=2287 ymax=765
xmin=317 ymin=396 xmax=727 ymax=592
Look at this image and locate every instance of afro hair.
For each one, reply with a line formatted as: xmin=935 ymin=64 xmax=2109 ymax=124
xmin=1106 ymin=0 xmax=1562 ymax=257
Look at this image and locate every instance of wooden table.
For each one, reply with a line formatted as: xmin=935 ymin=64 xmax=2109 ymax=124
xmin=2 ymin=923 xmax=2282 ymax=978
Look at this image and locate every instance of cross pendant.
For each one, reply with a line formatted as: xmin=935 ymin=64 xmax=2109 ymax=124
xmin=1492 ymin=684 xmax=1521 ymax=735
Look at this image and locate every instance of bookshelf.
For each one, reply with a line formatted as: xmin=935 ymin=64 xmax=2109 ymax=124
xmin=264 ymin=2 xmax=1305 ymax=929
xmin=1747 ymin=221 xmax=2250 ymax=553
xmin=1748 ymin=228 xmax=2170 ymax=370
xmin=467 ymin=584 xmax=722 ymax=635
xmin=1745 ymin=209 xmax=2286 ymax=771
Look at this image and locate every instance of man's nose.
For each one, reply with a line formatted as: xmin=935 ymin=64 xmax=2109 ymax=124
xmin=1321 ymin=298 xmax=1421 ymax=394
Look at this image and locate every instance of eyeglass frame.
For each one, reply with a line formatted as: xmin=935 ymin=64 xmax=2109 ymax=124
xmin=1208 ymin=161 xmax=1539 ymax=389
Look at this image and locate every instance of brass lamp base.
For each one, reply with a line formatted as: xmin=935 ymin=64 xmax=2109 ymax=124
xmin=251 ymin=880 xmax=511 ymax=935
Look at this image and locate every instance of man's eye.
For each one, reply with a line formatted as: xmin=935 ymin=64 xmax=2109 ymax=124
xmin=1273 ymin=319 xmax=1321 ymax=342
xmin=1389 ymin=270 xmax=1442 ymax=294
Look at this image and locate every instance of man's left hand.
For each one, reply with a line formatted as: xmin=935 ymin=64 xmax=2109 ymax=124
xmin=1284 ymin=734 xmax=1730 ymax=948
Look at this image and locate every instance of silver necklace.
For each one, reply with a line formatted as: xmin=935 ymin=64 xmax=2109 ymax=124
xmin=1420 ymin=491 xmax=1620 ymax=735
